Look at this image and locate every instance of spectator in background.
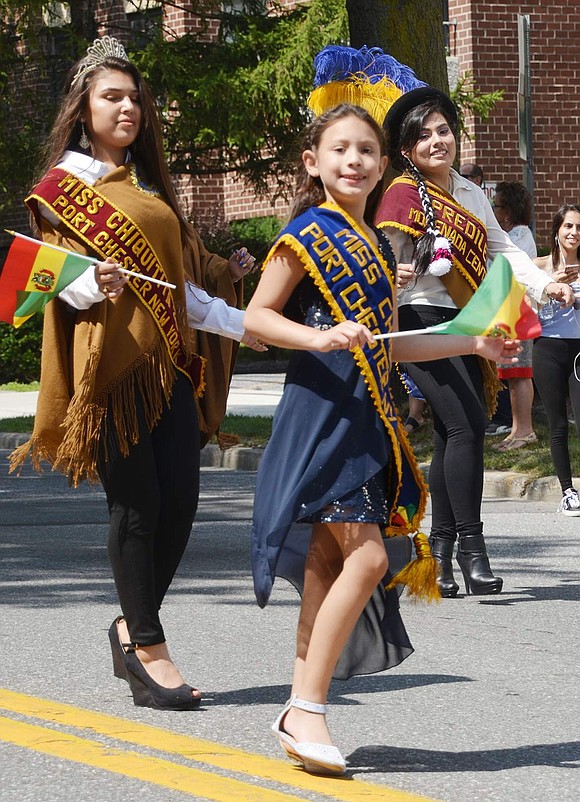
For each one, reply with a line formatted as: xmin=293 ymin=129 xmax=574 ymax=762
xmin=533 ymin=205 xmax=580 ymax=515
xmin=461 ymin=164 xmax=515 ymax=438
xmin=492 ymin=181 xmax=538 ymax=451
xmin=460 ymin=163 xmax=485 ymax=188
xmin=400 ymin=371 xmax=428 ymax=433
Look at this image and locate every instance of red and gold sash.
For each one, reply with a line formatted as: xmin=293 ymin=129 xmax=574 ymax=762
xmin=26 ymin=168 xmax=203 ymax=391
xmin=376 ymin=174 xmax=488 ymax=308
xmin=376 ymin=175 xmax=501 ymax=416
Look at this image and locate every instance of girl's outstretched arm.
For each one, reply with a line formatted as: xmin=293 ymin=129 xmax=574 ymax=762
xmin=245 ymin=245 xmax=374 ymax=352
xmin=392 ymin=333 xmax=521 ymax=364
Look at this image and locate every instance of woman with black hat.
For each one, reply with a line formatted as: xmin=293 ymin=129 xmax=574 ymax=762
xmin=376 ymin=87 xmax=573 ymax=597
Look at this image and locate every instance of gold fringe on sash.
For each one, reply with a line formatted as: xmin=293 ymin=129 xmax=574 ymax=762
xmin=480 ymin=356 xmax=502 ymax=418
xmin=10 ymin=337 xmax=176 ymax=487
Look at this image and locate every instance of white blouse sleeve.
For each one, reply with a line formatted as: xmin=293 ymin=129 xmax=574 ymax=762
xmin=58 ymin=264 xmax=106 ymax=309
xmin=185 ymin=282 xmax=245 ymax=341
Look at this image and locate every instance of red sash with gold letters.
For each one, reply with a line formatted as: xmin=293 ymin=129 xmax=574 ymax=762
xmin=26 ymin=168 xmax=203 ymax=390
xmin=376 ymin=174 xmax=488 ymax=292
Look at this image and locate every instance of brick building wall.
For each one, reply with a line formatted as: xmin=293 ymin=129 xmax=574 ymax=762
xmin=448 ymin=0 xmax=580 ymax=246
xmin=8 ymin=3 xmax=576 ymax=246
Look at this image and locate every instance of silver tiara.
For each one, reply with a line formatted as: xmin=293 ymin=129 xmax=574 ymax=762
xmin=70 ymin=36 xmax=129 ymax=88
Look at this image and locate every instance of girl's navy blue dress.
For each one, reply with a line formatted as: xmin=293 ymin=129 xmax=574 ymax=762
xmin=252 ymin=240 xmax=415 ymax=680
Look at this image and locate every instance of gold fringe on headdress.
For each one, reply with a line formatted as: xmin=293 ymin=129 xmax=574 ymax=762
xmin=308 ymin=75 xmax=403 ymax=126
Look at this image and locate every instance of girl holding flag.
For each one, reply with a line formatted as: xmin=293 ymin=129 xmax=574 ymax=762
xmin=244 ymin=79 xmax=520 ymax=772
xmin=376 ymin=87 xmax=574 ymax=598
xmin=10 ymin=37 xmax=263 ymax=711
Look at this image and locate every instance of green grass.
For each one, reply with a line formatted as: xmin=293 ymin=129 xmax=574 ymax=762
xmin=0 ymin=415 xmax=35 ymax=432
xmin=0 ymin=382 xmax=39 ymax=391
xmin=217 ymin=414 xmax=272 ymax=447
xmin=1 ymin=406 xmax=576 ymax=481
xmin=408 ymin=417 xmax=576 ymax=480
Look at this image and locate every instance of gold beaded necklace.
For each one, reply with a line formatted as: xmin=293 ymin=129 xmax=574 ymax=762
xmin=129 ymin=162 xmax=160 ymax=197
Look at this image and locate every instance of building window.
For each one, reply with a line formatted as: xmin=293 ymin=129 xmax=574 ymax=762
xmin=125 ymin=1 xmax=163 ymax=46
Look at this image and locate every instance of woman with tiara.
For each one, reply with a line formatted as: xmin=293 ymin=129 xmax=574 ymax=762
xmin=11 ymin=37 xmax=264 ymax=710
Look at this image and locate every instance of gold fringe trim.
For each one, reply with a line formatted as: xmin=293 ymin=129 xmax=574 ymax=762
xmin=480 ymin=356 xmax=502 ymax=418
xmin=9 ymin=433 xmax=62 ymax=477
xmin=12 ymin=338 xmax=179 ymax=488
xmin=385 ymin=532 xmax=441 ymax=603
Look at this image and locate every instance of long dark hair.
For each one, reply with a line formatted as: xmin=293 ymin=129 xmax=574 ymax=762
xmin=34 ymin=56 xmax=196 ymax=249
xmin=550 ymin=204 xmax=580 ymax=267
xmin=289 ymin=103 xmax=388 ymax=226
xmin=397 ymin=100 xmax=458 ymax=276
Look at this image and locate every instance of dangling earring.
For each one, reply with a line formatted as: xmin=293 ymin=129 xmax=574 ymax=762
xmin=79 ymin=122 xmax=90 ymax=150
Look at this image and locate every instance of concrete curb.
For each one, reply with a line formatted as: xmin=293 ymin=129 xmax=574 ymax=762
xmin=1 ymin=433 xmax=568 ymax=506
xmin=0 ymin=432 xmax=30 ymax=449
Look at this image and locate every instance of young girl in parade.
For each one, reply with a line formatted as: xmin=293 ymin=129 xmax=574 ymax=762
xmin=10 ymin=37 xmax=263 ymax=711
xmin=244 ymin=89 xmax=520 ymax=773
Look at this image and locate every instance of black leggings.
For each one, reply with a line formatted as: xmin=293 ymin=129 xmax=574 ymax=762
xmin=532 ymin=337 xmax=580 ymax=492
xmin=399 ymin=305 xmax=486 ymax=539
xmin=97 ymin=373 xmax=200 ymax=646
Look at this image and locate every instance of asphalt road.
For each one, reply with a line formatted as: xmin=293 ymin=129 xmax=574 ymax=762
xmin=0 ymin=451 xmax=578 ymax=802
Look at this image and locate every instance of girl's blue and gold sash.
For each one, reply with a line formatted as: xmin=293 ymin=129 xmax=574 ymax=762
xmin=268 ymin=202 xmax=427 ymax=537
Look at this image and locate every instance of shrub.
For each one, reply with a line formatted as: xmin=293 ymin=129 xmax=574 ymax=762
xmin=0 ymin=315 xmax=43 ymax=383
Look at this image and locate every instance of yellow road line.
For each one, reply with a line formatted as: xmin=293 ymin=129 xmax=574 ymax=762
xmin=0 ymin=715 xmax=307 ymax=802
xmin=0 ymin=688 xmax=440 ymax=802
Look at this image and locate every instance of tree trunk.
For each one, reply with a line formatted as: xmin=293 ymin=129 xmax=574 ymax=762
xmin=346 ymin=0 xmax=449 ymax=92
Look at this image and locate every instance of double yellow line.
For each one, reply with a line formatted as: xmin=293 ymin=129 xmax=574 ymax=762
xmin=0 ymin=688 xmax=439 ymax=802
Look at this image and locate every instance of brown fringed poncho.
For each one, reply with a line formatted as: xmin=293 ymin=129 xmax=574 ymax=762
xmin=10 ymin=165 xmax=241 ymax=486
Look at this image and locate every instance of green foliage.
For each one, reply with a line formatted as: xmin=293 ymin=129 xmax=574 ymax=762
xmin=0 ymin=1 xmax=348 ymax=219
xmin=195 ymin=213 xmax=281 ymax=308
xmin=451 ymin=72 xmax=504 ymax=142
xmin=0 ymin=415 xmax=35 ymax=432
xmin=133 ymin=0 xmax=348 ymax=196
xmin=0 ymin=315 xmax=43 ymax=383
xmin=0 ymin=381 xmax=39 ymax=390
xmin=229 ymin=216 xmax=281 ymax=260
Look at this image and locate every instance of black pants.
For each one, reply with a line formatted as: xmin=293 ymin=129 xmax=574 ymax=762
xmin=399 ymin=305 xmax=486 ymax=539
xmin=97 ymin=373 xmax=200 ymax=646
xmin=533 ymin=336 xmax=580 ymax=492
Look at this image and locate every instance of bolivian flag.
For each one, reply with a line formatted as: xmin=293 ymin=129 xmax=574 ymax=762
xmin=0 ymin=231 xmax=93 ymax=327
xmin=428 ymin=254 xmax=542 ymax=340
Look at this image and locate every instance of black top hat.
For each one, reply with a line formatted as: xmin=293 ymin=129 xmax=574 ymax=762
xmin=384 ymin=87 xmax=458 ymax=164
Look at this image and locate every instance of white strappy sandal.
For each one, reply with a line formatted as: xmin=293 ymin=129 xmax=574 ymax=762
xmin=271 ymin=695 xmax=346 ymax=776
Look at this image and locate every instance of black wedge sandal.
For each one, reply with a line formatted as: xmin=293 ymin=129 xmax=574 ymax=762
xmin=107 ymin=617 xmax=131 ymax=682
xmin=123 ymin=647 xmax=202 ymax=711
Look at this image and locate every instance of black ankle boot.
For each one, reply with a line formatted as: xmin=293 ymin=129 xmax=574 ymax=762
xmin=429 ymin=536 xmax=459 ymax=598
xmin=457 ymin=534 xmax=503 ymax=595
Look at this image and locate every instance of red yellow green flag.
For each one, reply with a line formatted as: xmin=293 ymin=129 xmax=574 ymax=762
xmin=0 ymin=231 xmax=93 ymax=327
xmin=428 ymin=254 xmax=541 ymax=339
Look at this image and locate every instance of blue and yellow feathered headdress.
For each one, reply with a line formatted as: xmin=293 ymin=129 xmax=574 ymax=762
xmin=307 ymin=45 xmax=427 ymax=126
